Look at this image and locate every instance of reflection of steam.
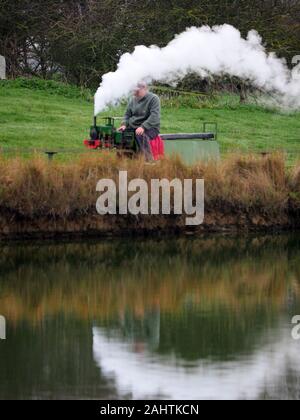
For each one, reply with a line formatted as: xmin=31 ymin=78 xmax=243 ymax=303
xmin=93 ymin=322 xmax=300 ymax=400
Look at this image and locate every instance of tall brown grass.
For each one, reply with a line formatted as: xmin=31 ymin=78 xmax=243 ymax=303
xmin=291 ymin=166 xmax=300 ymax=187
xmin=0 ymin=152 xmax=299 ymax=235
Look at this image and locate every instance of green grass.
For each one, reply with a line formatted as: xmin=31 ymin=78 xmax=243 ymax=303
xmin=0 ymin=78 xmax=300 ymax=161
xmin=0 ymin=81 xmax=92 ymax=151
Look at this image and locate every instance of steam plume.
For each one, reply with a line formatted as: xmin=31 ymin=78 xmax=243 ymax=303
xmin=95 ymin=24 xmax=300 ymax=115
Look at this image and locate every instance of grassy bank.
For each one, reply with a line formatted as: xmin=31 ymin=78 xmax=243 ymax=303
xmin=0 ymin=78 xmax=300 ymax=160
xmin=0 ymin=153 xmax=300 ymax=238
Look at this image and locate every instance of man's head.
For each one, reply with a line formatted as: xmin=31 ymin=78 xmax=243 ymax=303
xmin=133 ymin=81 xmax=148 ymax=99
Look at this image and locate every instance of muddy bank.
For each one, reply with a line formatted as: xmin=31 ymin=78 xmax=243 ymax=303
xmin=0 ymin=208 xmax=299 ymax=240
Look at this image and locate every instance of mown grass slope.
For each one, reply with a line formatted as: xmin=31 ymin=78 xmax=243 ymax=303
xmin=0 ymin=78 xmax=299 ymax=160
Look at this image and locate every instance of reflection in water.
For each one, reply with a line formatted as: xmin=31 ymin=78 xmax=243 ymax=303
xmin=0 ymin=235 xmax=300 ymax=399
xmin=93 ymin=325 xmax=300 ymax=400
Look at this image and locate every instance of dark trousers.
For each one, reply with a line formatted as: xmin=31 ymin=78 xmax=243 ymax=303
xmin=135 ymin=128 xmax=159 ymax=161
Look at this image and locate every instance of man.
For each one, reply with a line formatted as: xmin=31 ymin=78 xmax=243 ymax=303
xmin=119 ymin=82 xmax=161 ymax=161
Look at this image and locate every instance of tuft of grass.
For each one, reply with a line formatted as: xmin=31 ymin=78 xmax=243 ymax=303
xmin=0 ymin=235 xmax=298 ymax=323
xmin=291 ymin=164 xmax=300 ymax=190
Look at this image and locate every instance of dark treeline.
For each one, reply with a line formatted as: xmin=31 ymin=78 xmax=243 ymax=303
xmin=0 ymin=0 xmax=299 ymax=89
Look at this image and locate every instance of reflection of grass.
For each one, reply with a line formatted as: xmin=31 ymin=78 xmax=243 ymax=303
xmin=0 ymin=235 xmax=300 ymax=324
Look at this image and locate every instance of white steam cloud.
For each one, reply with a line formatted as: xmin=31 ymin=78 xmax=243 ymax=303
xmin=94 ymin=24 xmax=300 ymax=115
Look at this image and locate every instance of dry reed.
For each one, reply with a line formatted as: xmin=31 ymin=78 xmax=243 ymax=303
xmin=0 ymin=152 xmax=299 ymax=236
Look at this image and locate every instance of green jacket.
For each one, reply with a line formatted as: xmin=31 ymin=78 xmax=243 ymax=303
xmin=124 ymin=92 xmax=161 ymax=131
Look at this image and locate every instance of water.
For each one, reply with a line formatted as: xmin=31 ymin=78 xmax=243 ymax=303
xmin=0 ymin=235 xmax=300 ymax=400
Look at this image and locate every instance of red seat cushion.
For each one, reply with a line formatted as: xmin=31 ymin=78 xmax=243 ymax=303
xmin=150 ymin=136 xmax=165 ymax=160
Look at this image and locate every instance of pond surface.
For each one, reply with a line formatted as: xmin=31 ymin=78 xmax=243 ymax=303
xmin=0 ymin=235 xmax=300 ymax=400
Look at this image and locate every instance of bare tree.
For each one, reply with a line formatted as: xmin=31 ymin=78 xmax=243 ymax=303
xmin=0 ymin=0 xmax=299 ymax=87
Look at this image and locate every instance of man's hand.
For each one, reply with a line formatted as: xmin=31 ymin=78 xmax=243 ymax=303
xmin=118 ymin=125 xmax=127 ymax=132
xmin=136 ymin=127 xmax=145 ymax=136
